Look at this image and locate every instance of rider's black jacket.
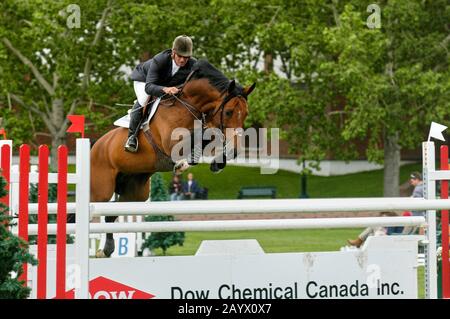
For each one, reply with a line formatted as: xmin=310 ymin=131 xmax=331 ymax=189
xmin=130 ymin=49 xmax=197 ymax=97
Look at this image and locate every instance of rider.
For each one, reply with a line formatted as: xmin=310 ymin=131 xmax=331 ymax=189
xmin=125 ymin=35 xmax=197 ymax=153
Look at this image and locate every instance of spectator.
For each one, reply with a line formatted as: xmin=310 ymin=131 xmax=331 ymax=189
xmin=182 ymin=173 xmax=201 ymax=200
xmin=401 ymin=172 xmax=425 ymax=235
xmin=169 ymin=175 xmax=183 ymax=201
xmin=347 ymin=211 xmax=399 ymax=248
xmin=409 ymin=172 xmax=424 ymax=215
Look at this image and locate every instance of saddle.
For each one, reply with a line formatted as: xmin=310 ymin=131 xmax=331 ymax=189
xmin=113 ymin=98 xmax=161 ymax=129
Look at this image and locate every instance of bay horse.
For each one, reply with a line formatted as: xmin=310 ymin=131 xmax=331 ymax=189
xmin=90 ymin=59 xmax=255 ymax=257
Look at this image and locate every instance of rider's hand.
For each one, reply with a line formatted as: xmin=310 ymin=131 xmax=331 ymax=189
xmin=163 ymin=87 xmax=179 ymax=95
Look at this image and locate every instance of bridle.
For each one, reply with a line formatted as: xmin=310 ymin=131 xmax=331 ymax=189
xmin=169 ymin=83 xmax=247 ymax=163
xmin=171 ymin=85 xmax=246 ymax=136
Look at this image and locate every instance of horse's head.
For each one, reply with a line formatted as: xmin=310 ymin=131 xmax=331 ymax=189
xmin=208 ymin=80 xmax=256 ymax=173
xmin=176 ymin=60 xmax=256 ymax=173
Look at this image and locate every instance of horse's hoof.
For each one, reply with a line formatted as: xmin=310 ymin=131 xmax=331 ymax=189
xmin=102 ymin=238 xmax=115 ymax=257
xmin=210 ymin=161 xmax=225 ymax=173
xmin=173 ymin=159 xmax=190 ymax=174
xmin=95 ymin=249 xmax=107 ymax=258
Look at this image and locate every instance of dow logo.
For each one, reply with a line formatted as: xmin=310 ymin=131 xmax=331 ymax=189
xmin=63 ymin=276 xmax=155 ymax=299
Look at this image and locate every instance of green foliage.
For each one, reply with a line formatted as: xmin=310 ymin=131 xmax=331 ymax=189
xmin=239 ymin=1 xmax=449 ymax=162
xmin=142 ymin=215 xmax=185 ymax=256
xmin=206 ymin=0 xmax=449 ymax=194
xmin=142 ymin=173 xmax=184 ymax=255
xmin=150 ymin=172 xmax=169 ymax=202
xmin=0 ymin=174 xmax=37 ymax=299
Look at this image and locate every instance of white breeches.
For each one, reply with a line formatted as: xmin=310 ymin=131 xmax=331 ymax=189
xmin=133 ymin=81 xmax=150 ymax=106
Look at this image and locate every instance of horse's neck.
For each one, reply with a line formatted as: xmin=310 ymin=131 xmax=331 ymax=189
xmin=149 ymin=98 xmax=203 ymax=155
xmin=149 ymin=79 xmax=221 ymax=154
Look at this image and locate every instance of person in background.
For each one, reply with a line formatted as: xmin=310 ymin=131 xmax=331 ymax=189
xmin=402 ymin=171 xmax=425 ymax=235
xmin=347 ymin=211 xmax=399 ymax=248
xmin=409 ymin=171 xmax=424 ymax=215
xmin=182 ymin=172 xmax=200 ymax=200
xmin=169 ymin=175 xmax=183 ymax=201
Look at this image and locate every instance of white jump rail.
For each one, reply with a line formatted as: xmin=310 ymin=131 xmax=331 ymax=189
xmin=23 ymin=197 xmax=450 ymax=216
xmin=24 ymin=216 xmax=426 ymax=235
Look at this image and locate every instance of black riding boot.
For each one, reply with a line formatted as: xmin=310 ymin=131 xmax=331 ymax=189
xmin=124 ymin=101 xmax=143 ymax=153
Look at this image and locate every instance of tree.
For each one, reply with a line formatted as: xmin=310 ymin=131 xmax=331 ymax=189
xmin=0 ymin=0 xmax=162 ymax=168
xmin=220 ymin=0 xmax=450 ymax=196
xmin=0 ymin=0 xmax=239 ymax=167
xmin=141 ymin=173 xmax=184 ymax=256
xmin=0 ymin=174 xmax=37 ymax=299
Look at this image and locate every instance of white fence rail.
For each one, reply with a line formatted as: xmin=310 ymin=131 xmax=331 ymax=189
xmin=23 ymin=197 xmax=450 ymax=216
xmin=25 ymin=216 xmax=425 ymax=235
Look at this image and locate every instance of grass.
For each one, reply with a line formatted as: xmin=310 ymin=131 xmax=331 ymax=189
xmin=159 ymin=162 xmax=422 ymax=199
xmin=153 ymin=228 xmax=363 ymax=256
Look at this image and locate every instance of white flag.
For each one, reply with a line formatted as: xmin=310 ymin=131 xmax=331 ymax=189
xmin=428 ymin=121 xmax=448 ymax=142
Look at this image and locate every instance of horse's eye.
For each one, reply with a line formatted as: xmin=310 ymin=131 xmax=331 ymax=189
xmin=225 ymin=110 xmax=233 ymax=117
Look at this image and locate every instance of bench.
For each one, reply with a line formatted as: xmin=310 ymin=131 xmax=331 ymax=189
xmin=237 ymin=186 xmax=277 ymax=199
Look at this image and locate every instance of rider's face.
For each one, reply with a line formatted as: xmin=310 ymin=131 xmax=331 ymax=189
xmin=172 ymin=51 xmax=190 ymax=67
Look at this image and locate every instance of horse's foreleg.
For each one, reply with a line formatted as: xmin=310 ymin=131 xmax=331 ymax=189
xmin=100 ymin=215 xmax=118 ymax=258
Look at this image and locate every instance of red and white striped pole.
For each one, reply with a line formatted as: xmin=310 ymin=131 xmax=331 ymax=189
xmin=56 ymin=145 xmax=68 ymax=298
xmin=0 ymin=144 xmax=10 ymax=209
xmin=37 ymin=145 xmax=49 ymax=299
xmin=441 ymin=145 xmax=449 ymax=298
xmin=18 ymin=145 xmax=30 ymax=285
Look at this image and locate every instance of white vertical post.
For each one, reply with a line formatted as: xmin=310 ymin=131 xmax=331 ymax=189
xmin=10 ymin=165 xmax=19 ymax=234
xmin=423 ymin=141 xmax=438 ymax=299
xmin=89 ymin=237 xmax=96 ymax=256
xmin=136 ymin=216 xmax=143 ymax=253
xmin=75 ymin=139 xmax=90 ymax=299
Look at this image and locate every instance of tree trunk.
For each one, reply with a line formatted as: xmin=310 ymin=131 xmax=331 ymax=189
xmin=383 ymin=132 xmax=401 ymax=197
xmin=50 ymin=98 xmax=66 ymax=171
xmin=264 ymin=52 xmax=273 ymax=74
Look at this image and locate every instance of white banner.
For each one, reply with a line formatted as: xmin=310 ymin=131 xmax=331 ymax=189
xmin=29 ymin=235 xmax=421 ymax=299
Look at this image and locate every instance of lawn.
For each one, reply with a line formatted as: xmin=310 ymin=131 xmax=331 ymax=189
xmin=155 ymin=228 xmax=363 ymax=256
xmin=159 ymin=162 xmax=422 ymax=199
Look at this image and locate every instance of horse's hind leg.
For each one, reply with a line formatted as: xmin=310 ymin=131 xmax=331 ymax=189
xmin=99 ymin=174 xmax=151 ymax=258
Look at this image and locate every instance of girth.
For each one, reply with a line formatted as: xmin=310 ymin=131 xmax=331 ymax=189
xmin=142 ymin=125 xmax=175 ymax=172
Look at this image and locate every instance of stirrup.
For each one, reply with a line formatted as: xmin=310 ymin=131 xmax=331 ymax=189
xmin=124 ymin=136 xmax=139 ymax=153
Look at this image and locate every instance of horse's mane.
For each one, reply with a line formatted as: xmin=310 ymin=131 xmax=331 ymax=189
xmin=190 ymin=59 xmax=244 ymax=96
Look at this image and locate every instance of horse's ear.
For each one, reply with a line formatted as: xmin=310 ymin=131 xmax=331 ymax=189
xmin=244 ymin=82 xmax=256 ymax=97
xmin=228 ymin=80 xmax=236 ymax=94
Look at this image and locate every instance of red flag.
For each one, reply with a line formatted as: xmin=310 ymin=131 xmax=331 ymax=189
xmin=0 ymin=129 xmax=6 ymax=139
xmin=66 ymin=115 xmax=85 ymax=138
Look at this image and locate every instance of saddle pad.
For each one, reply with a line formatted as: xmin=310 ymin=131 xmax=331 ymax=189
xmin=113 ymin=98 xmax=161 ymax=129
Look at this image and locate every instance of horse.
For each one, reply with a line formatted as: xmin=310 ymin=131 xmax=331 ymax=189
xmin=90 ymin=59 xmax=255 ymax=257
